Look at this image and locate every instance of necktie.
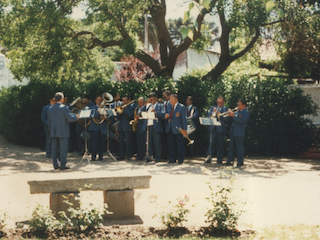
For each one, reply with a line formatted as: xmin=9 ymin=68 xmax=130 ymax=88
xmin=169 ymin=106 xmax=174 ymax=120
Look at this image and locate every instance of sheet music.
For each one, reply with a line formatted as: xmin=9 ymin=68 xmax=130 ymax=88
xmin=79 ymin=109 xmax=91 ymax=118
xmin=141 ymin=112 xmax=156 ymax=120
xmin=199 ymin=117 xmax=221 ymax=126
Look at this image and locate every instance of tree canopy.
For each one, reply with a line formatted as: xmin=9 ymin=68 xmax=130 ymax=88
xmin=0 ymin=0 xmax=319 ymax=82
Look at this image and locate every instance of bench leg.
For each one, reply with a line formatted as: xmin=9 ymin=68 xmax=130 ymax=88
xmin=50 ymin=192 xmax=80 ymax=219
xmin=103 ymin=190 xmax=134 ymax=219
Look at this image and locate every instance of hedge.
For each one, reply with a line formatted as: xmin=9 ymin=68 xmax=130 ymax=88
xmin=0 ymin=72 xmax=317 ymax=156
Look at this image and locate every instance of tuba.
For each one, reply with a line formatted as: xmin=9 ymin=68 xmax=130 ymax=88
xmin=92 ymin=92 xmax=113 ymax=124
xmin=70 ymin=97 xmax=91 ymax=128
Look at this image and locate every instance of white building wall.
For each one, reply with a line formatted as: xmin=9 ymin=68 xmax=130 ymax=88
xmin=172 ymin=49 xmax=219 ymax=80
xmin=0 ymin=56 xmax=29 ymax=88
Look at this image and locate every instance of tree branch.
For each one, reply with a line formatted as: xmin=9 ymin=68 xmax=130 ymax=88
xmin=231 ymin=27 xmax=260 ymax=61
xmin=260 ymin=19 xmax=283 ymax=27
xmin=136 ymin=50 xmax=161 ymax=75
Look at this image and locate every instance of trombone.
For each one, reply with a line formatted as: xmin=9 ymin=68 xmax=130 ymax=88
xmin=116 ymin=100 xmax=135 ymax=114
xmin=218 ymin=107 xmax=239 ymax=118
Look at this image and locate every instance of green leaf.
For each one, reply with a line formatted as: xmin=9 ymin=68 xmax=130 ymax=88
xmin=202 ymin=0 xmax=210 ymax=10
xmin=189 ymin=2 xmax=194 ymax=11
xmin=278 ymin=8 xmax=284 ymax=18
xmin=266 ymin=1 xmax=275 ymax=13
xmin=183 ymin=11 xmax=190 ymax=23
xmin=181 ymin=27 xmax=188 ymax=39
xmin=188 ymin=29 xmax=194 ymax=40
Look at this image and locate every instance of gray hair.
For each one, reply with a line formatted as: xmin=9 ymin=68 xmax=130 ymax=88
xmin=138 ymin=97 xmax=146 ymax=102
xmin=54 ymin=92 xmax=64 ymax=102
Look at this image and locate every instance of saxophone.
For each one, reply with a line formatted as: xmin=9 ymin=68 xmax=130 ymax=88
xmin=129 ymin=106 xmax=139 ymax=132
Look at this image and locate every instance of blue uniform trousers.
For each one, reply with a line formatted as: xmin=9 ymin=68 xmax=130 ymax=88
xmin=227 ymin=134 xmax=244 ymax=165
xmin=167 ymin=129 xmax=185 ymax=163
xmin=45 ymin=131 xmax=52 ymax=157
xmin=185 ymin=131 xmax=196 ymax=157
xmin=119 ymin=131 xmax=133 ymax=159
xmin=137 ymin=131 xmax=146 ymax=160
xmin=207 ymin=129 xmax=225 ymax=162
xmin=90 ymin=130 xmax=106 ymax=160
xmin=52 ymin=137 xmax=68 ymax=168
xmin=148 ymin=126 xmax=162 ymax=161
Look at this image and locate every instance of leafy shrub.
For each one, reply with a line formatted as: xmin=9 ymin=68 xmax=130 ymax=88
xmin=0 ymin=211 xmax=7 ymax=231
xmin=154 ymin=195 xmax=194 ymax=230
xmin=29 ymin=204 xmax=61 ymax=232
xmin=205 ymin=167 xmax=244 ymax=231
xmin=60 ymin=193 xmax=109 ymax=231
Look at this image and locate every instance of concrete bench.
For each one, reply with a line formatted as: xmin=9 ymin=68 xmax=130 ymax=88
xmin=28 ymin=170 xmax=151 ymax=219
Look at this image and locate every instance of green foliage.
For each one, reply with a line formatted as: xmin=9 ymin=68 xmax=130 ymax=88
xmin=59 ymin=194 xmax=109 ymax=231
xmin=29 ymin=205 xmax=61 ymax=232
xmin=153 ymin=195 xmax=194 ymax=230
xmin=205 ymin=168 xmax=244 ymax=231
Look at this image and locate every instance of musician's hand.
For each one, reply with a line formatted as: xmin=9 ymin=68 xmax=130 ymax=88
xmin=181 ymin=129 xmax=187 ymax=136
xmin=135 ymin=115 xmax=139 ymax=120
xmin=165 ymin=113 xmax=170 ymax=119
xmin=76 ymin=114 xmax=80 ymax=119
xmin=151 ymin=109 xmax=156 ymax=112
xmin=103 ymin=116 xmax=107 ymax=120
xmin=228 ymin=111 xmax=235 ymax=117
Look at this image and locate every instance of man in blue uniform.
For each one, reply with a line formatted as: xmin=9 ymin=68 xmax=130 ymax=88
xmin=48 ymin=92 xmax=79 ymax=170
xmin=135 ymin=97 xmax=147 ymax=160
xmin=142 ymin=92 xmax=165 ymax=162
xmin=41 ymin=95 xmax=56 ymax=158
xmin=88 ymin=96 xmax=108 ymax=161
xmin=185 ymin=96 xmax=199 ymax=157
xmin=117 ymin=95 xmax=137 ymax=161
xmin=110 ymin=93 xmax=122 ymax=154
xmin=164 ymin=94 xmax=188 ymax=164
xmin=205 ymin=96 xmax=229 ymax=164
xmin=227 ymin=99 xmax=250 ymax=167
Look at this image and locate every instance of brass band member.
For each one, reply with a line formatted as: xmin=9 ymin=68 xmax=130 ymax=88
xmin=135 ymin=97 xmax=147 ymax=160
xmin=164 ymin=94 xmax=187 ymax=164
xmin=185 ymin=96 xmax=199 ymax=157
xmin=117 ymin=95 xmax=137 ymax=161
xmin=205 ymin=96 xmax=229 ymax=164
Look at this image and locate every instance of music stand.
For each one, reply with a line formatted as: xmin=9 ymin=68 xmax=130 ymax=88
xmin=199 ymin=117 xmax=221 ymax=161
xmin=104 ymin=108 xmax=118 ymax=162
xmin=140 ymin=111 xmax=156 ymax=165
xmin=78 ymin=109 xmax=95 ymax=165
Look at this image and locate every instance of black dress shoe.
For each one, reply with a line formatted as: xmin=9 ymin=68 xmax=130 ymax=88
xmin=225 ymin=162 xmax=233 ymax=166
xmin=117 ymin=157 xmax=125 ymax=161
xmin=178 ymin=162 xmax=183 ymax=164
xmin=60 ymin=166 xmax=70 ymax=170
xmin=54 ymin=166 xmax=60 ymax=170
xmin=168 ymin=161 xmax=176 ymax=164
xmin=236 ymin=163 xmax=244 ymax=167
xmin=127 ymin=158 xmax=132 ymax=161
xmin=217 ymin=161 xmax=223 ymax=164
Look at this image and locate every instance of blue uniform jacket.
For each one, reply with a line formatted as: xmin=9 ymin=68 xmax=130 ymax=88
xmin=118 ymin=103 xmax=137 ymax=132
xmin=186 ymin=105 xmax=199 ymax=125
xmin=48 ymin=102 xmax=78 ymax=138
xmin=88 ymin=105 xmax=108 ymax=135
xmin=165 ymin=103 xmax=188 ymax=134
xmin=41 ymin=104 xmax=51 ymax=132
xmin=141 ymin=103 xmax=165 ymax=133
xmin=230 ymin=108 xmax=250 ymax=137
xmin=110 ymin=101 xmax=123 ymax=124
xmin=207 ymin=105 xmax=229 ymax=133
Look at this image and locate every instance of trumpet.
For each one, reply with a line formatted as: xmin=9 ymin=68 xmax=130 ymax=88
xmin=176 ymin=126 xmax=194 ymax=146
xmin=116 ymin=100 xmax=135 ymax=114
xmin=218 ymin=107 xmax=239 ymax=118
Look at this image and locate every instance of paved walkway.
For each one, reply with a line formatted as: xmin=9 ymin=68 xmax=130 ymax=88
xmin=0 ymin=135 xmax=320 ymax=230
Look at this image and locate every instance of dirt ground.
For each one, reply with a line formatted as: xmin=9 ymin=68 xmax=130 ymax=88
xmin=0 ymin=134 xmax=320 ymax=233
